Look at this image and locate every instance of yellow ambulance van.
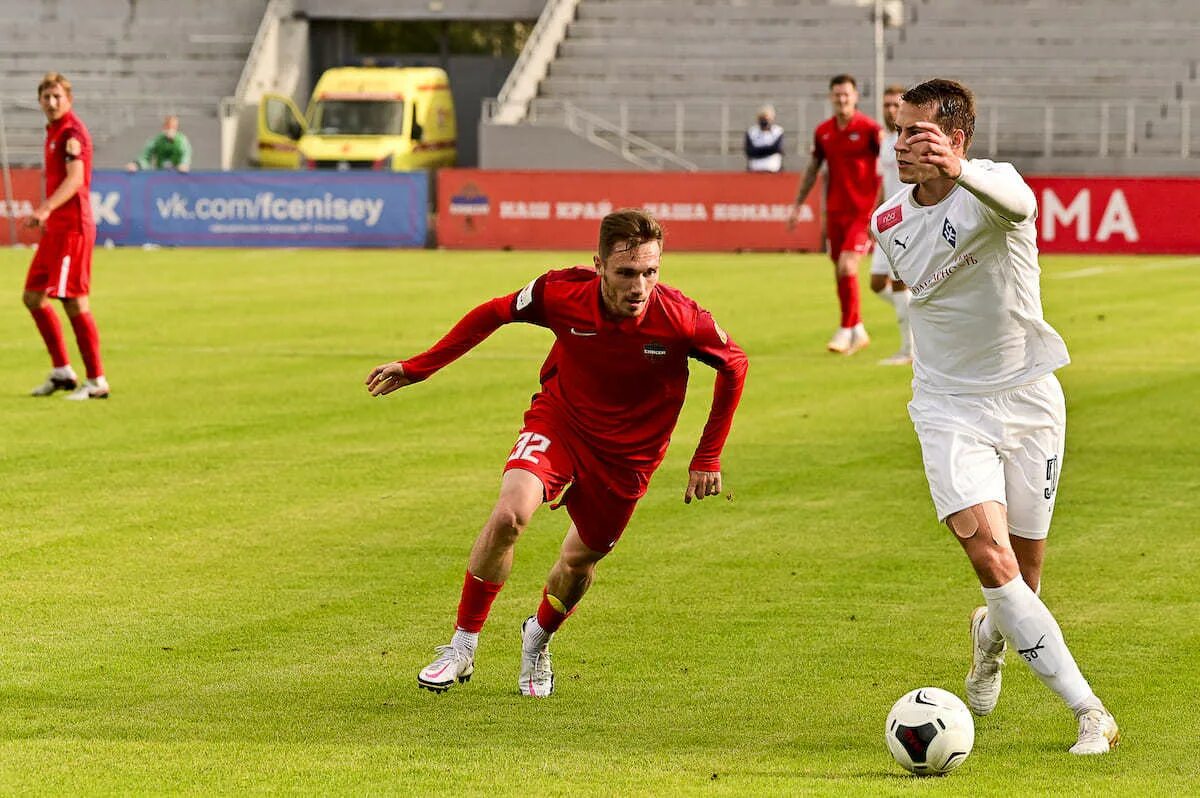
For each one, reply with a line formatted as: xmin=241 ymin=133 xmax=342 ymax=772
xmin=256 ymin=66 xmax=456 ymax=171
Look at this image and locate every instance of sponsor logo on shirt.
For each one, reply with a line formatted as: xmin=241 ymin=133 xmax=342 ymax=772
xmin=942 ymin=218 xmax=957 ymax=247
xmin=894 ymin=235 xmax=910 ymax=250
xmin=876 ymin=205 xmax=903 ymax=232
xmin=909 ymin=251 xmax=978 ymax=297
xmin=569 ymin=327 xmax=597 ymax=337
xmin=643 ymin=342 xmax=668 ymax=360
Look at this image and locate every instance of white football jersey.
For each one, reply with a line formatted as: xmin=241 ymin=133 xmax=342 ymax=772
xmin=871 ymin=159 xmax=1069 ymax=394
xmin=879 ymin=129 xmax=902 ymax=202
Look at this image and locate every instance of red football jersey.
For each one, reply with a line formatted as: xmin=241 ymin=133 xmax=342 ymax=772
xmin=813 ymin=111 xmax=881 ymax=217
xmin=43 ymin=110 xmax=94 ymax=234
xmin=402 ymin=268 xmax=748 ymax=472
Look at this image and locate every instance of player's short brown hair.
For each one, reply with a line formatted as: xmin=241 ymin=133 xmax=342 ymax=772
xmin=829 ymin=74 xmax=857 ymax=90
xmin=902 ymin=78 xmax=976 ymax=151
xmin=884 ymin=84 xmax=906 ymax=97
xmin=37 ymin=72 xmax=72 ymax=97
xmin=598 ymin=208 xmax=663 ymax=261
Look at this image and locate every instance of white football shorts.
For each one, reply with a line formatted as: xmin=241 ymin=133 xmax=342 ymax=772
xmin=907 ymin=374 xmax=1066 ymax=539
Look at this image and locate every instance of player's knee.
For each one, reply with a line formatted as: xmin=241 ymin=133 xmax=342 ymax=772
xmin=21 ymin=292 xmax=43 ymax=310
xmin=488 ymin=502 xmax=532 ymax=541
xmin=973 ymin=545 xmax=1020 ymax=585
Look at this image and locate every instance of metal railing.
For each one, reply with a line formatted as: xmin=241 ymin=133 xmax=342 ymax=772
xmin=492 ymin=0 xmax=582 ymax=125
xmin=484 ymin=98 xmax=699 ymax=171
xmin=514 ymin=97 xmax=1199 ymax=164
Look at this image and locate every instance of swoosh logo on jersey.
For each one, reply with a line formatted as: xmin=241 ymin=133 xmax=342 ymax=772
xmin=569 ymin=327 xmax=597 ymax=337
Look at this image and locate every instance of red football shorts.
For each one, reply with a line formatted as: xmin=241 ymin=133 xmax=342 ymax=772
xmin=826 ymin=212 xmax=874 ymax=261
xmin=503 ymin=395 xmax=652 ymax=553
xmin=26 ymin=228 xmax=95 ymax=298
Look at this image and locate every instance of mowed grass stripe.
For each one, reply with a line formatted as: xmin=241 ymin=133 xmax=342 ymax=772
xmin=0 ymin=248 xmax=1196 ymax=794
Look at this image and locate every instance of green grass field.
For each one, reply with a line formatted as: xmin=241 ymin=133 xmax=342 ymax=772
xmin=0 ymin=246 xmax=1197 ymax=795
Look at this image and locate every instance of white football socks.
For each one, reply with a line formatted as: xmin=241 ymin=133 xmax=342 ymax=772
xmin=523 ymin=618 xmax=552 ymax=652
xmin=980 ymin=576 xmax=1038 ymax=644
xmin=981 ymin=575 xmax=1100 ymax=712
xmin=451 ymin=628 xmax=478 ymax=657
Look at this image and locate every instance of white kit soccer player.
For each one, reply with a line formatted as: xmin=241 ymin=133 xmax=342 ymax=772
xmin=872 ymin=79 xmax=1119 ymax=756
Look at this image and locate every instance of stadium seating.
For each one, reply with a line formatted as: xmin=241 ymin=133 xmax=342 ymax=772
xmin=531 ymin=0 xmax=1200 ymax=170
xmin=0 ymin=0 xmax=267 ymax=169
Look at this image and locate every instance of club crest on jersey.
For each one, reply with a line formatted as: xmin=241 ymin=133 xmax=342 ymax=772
xmin=942 ymin=218 xmax=957 ymax=248
xmin=643 ymin=342 xmax=668 ymax=360
xmin=877 ymin=205 xmax=902 ymax=233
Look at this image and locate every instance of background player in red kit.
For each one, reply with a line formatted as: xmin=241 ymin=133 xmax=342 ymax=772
xmin=366 ymin=209 xmax=748 ymax=698
xmin=22 ymin=72 xmax=109 ymax=400
xmin=787 ymin=74 xmax=882 ymax=355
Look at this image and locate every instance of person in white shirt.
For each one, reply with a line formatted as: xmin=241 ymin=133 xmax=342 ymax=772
xmin=870 ymin=85 xmax=913 ymax=366
xmin=744 ymin=104 xmax=784 ymax=173
xmin=870 ymin=78 xmax=1119 ymax=756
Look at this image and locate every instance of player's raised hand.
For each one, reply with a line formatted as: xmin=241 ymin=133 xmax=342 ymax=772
xmin=366 ymin=361 xmax=413 ymax=396
xmin=908 ymin=121 xmax=962 ymax=179
xmin=684 ymin=469 xmax=722 ymax=504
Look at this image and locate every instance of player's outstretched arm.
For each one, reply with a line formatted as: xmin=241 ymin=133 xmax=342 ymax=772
xmin=362 ymin=293 xmax=521 ymax=397
xmin=684 ymin=470 xmax=722 ymax=504
xmin=365 ymin=361 xmax=414 ymax=396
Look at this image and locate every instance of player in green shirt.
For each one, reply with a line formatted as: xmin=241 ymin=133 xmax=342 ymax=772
xmin=125 ymin=115 xmax=192 ymax=172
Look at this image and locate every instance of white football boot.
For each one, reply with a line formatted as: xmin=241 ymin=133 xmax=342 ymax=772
xmin=518 ymin=616 xmax=554 ymax=698
xmin=1069 ymin=708 xmax=1120 ymax=755
xmin=826 ymin=326 xmax=853 ymax=353
xmin=965 ymin=606 xmax=1006 ymax=716
xmin=31 ymin=366 xmax=78 ymax=396
xmin=64 ymin=377 xmax=110 ymax=401
xmin=417 ymin=644 xmax=474 ymax=693
xmin=846 ymin=323 xmax=871 ymax=355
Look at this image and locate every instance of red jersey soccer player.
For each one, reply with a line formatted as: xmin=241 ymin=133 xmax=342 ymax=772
xmin=366 ymin=209 xmax=748 ymax=698
xmin=787 ymin=74 xmax=882 ymax=356
xmin=22 ymin=72 xmax=109 ymax=400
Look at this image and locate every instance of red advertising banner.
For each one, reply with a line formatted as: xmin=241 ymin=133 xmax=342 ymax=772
xmin=0 ymin=168 xmax=42 ymax=246
xmin=437 ymin=169 xmax=824 ymax=252
xmin=1025 ymin=176 xmax=1200 ymax=254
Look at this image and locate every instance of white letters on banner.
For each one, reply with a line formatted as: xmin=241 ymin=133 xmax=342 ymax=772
xmin=1041 ymin=188 xmax=1138 ymax=242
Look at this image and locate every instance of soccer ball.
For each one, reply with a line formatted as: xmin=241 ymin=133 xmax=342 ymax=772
xmin=884 ymin=687 xmax=975 ymax=776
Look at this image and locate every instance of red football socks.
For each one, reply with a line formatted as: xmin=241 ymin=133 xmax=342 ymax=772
xmin=535 ymin=587 xmax=573 ymax=634
xmin=836 ymin=274 xmax=861 ymax=327
xmin=69 ymin=312 xmax=104 ymax=379
xmin=29 ymin=305 xmax=69 ymax=368
xmin=455 ymin=570 xmax=504 ymax=633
